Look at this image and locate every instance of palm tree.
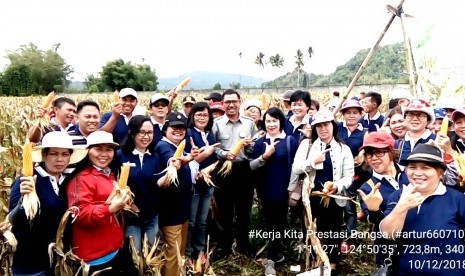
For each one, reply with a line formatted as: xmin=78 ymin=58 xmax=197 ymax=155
xmin=254 ymin=52 xmax=265 ymax=67
xmin=295 ymin=49 xmax=304 ymax=87
xmin=269 ymin=54 xmax=284 ymax=88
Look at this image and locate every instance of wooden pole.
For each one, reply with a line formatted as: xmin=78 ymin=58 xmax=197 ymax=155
xmin=333 ymin=0 xmax=406 ymax=115
xmin=399 ymin=10 xmax=418 ymax=98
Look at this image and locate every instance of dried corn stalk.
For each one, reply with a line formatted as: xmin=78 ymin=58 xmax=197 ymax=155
xmin=218 ymin=139 xmax=245 ymax=176
xmin=21 ymin=140 xmax=40 ymax=221
xmin=196 ymin=161 xmax=219 ymax=187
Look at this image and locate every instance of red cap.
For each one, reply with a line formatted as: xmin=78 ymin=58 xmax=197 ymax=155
xmin=359 ymin=131 xmax=395 ymax=151
xmin=210 ymin=102 xmax=225 ymax=112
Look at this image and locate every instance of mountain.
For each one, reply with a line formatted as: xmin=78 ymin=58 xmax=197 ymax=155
xmin=157 ymin=71 xmax=268 ymax=90
xmin=262 ymin=43 xmax=408 ymax=88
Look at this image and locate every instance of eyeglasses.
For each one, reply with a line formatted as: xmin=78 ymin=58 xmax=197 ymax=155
xmin=224 ymin=100 xmax=239 ymax=105
xmin=365 ymin=150 xmax=388 ymax=159
xmin=194 ymin=113 xmax=209 ymax=118
xmin=152 ymin=102 xmax=168 ymax=108
xmin=138 ymin=131 xmax=154 ymax=137
xmin=405 ymin=113 xmax=428 ymax=120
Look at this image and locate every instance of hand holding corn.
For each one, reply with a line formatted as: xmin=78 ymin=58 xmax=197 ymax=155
xmin=322 ymin=181 xmax=335 ymax=194
xmin=19 ymin=176 xmax=37 ymax=195
xmin=108 ymin=188 xmax=131 ymax=213
xmin=21 ymin=140 xmax=40 ymax=221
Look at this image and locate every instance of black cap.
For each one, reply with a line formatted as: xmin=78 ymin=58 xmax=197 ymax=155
xmin=405 ymin=144 xmax=447 ymax=171
xmin=204 ymin=92 xmax=222 ymax=101
xmin=165 ymin=111 xmax=187 ymax=128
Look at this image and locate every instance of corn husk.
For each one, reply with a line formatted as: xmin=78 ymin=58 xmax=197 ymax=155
xmin=21 ymin=140 xmax=40 ymax=221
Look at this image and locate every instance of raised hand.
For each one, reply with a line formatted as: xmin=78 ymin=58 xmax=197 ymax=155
xmin=358 ymin=183 xmax=383 ymax=211
xmin=314 ymin=148 xmax=331 ymax=165
xmin=34 ymin=107 xmax=46 ymax=119
xmin=202 ymin=142 xmax=221 ymax=156
xmin=19 ymin=175 xmax=37 ymax=195
xmin=262 ymin=140 xmax=279 ymax=160
xmin=298 ymin=123 xmax=312 ymax=138
xmin=398 ymin=184 xmax=425 ymax=210
xmin=111 ymin=102 xmax=123 ymax=117
xmin=189 ymin=137 xmax=201 ymax=159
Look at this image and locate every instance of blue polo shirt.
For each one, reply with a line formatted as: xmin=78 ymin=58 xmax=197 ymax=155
xmin=384 ymin=185 xmax=465 ymax=275
xmin=155 ymin=138 xmax=193 ymax=226
xmin=9 ymin=167 xmax=68 ymax=274
xmin=395 ymin=130 xmax=436 ymax=165
xmin=250 ymin=134 xmax=299 ymax=201
xmin=99 ymin=112 xmax=128 ymax=144
xmin=359 ymin=112 xmax=384 ymax=132
xmin=67 ymin=124 xmax=87 ymax=146
xmin=185 ymin=128 xmax=218 ymax=170
xmin=336 ymin=122 xmax=365 ymax=157
xmin=116 ymin=149 xmax=162 ymax=220
xmin=284 ymin=114 xmax=311 ymax=141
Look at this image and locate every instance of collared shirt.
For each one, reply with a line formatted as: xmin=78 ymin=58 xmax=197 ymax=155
xmin=194 ymin=127 xmax=209 ymax=145
xmin=372 ymin=171 xmax=400 ymax=190
xmin=363 ymin=111 xmax=382 ymax=121
xmin=92 ymin=165 xmax=112 ymax=177
xmin=150 ymin=117 xmax=164 ymax=131
xmin=342 ymin=121 xmax=364 ymax=137
xmin=417 ymin=182 xmax=446 ymax=213
xmin=265 ymin=131 xmax=286 ymax=143
xmin=50 ymin=117 xmax=74 ymax=132
xmin=121 ymin=114 xmax=131 ymax=125
xmin=289 ymin=114 xmax=310 ymax=132
xmin=67 ymin=124 xmax=88 ymax=146
xmin=35 ymin=166 xmax=66 ymax=195
xmin=132 ymin=148 xmax=151 ymax=169
xmin=212 ymin=115 xmax=256 ymax=162
xmin=405 ymin=129 xmax=433 ymax=151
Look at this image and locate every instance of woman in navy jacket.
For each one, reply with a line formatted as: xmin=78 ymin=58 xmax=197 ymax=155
xmin=184 ymin=102 xmax=220 ymax=268
xmin=8 ymin=131 xmax=85 ymax=276
xmin=154 ymin=111 xmax=199 ymax=276
xmin=117 ymin=115 xmax=168 ymax=253
xmin=250 ymin=107 xmax=299 ymax=274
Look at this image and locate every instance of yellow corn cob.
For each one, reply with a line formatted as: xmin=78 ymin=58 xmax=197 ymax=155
xmin=112 ymin=91 xmax=120 ymax=103
xmin=174 ymin=77 xmax=191 ymax=93
xmin=41 ymin=91 xmax=55 ymax=109
xmin=440 ymin=116 xmax=449 ymax=136
xmin=173 ymin=140 xmax=186 ymax=158
xmin=118 ymin=162 xmax=131 ymax=190
xmin=261 ymin=93 xmax=268 ymax=110
xmin=231 ymin=139 xmax=245 ymax=155
xmin=22 ymin=141 xmax=33 ymax=177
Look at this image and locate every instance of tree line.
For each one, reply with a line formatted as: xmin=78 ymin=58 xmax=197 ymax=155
xmin=0 ymin=43 xmax=158 ymax=96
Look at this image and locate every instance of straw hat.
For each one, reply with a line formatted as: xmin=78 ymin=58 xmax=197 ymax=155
xmin=32 ymin=131 xmax=88 ymax=164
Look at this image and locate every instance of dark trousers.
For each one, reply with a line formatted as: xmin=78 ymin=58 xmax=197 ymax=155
xmin=310 ymin=197 xmax=344 ymax=264
xmin=214 ymin=161 xmax=254 ymax=251
xmin=87 ymin=245 xmax=137 ymax=276
xmin=261 ymin=199 xmax=288 ymax=260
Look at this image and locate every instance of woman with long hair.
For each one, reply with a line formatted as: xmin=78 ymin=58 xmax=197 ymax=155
xmin=117 ymin=115 xmax=169 ymax=253
xmin=292 ymin=109 xmax=354 ymax=274
xmin=8 ymin=131 xmax=85 ymax=276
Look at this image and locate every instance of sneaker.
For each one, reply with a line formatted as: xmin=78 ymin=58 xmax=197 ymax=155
xmin=263 ymin=259 xmax=276 ymax=276
xmin=274 ymin=252 xmax=285 ymax=263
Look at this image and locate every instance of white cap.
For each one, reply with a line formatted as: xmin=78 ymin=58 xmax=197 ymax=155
xmin=86 ymin=131 xmax=119 ymax=148
xmin=119 ymin=88 xmax=138 ymax=99
xmin=150 ymin=93 xmax=170 ymax=105
xmin=311 ymin=109 xmax=334 ymax=126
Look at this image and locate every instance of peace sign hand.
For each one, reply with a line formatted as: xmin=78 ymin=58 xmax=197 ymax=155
xmin=358 ymin=183 xmax=383 ymax=212
xmin=262 ymin=140 xmax=279 ymax=160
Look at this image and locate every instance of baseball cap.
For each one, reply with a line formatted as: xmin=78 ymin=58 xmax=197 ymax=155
xmin=165 ymin=111 xmax=187 ymax=128
xmin=182 ymin=96 xmax=196 ymax=105
xmin=119 ymin=88 xmax=138 ymax=99
xmin=150 ymin=93 xmax=170 ymax=106
xmin=340 ymin=99 xmax=363 ymax=112
xmin=204 ymin=92 xmax=222 ymax=101
xmin=282 ymin=90 xmax=294 ymax=101
xmin=311 ymin=109 xmax=334 ymax=126
xmin=210 ymin=102 xmax=225 ymax=112
xmin=359 ymin=132 xmax=395 ymax=151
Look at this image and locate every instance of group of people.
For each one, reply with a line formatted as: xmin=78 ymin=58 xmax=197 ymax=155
xmin=6 ymin=87 xmax=465 ymax=276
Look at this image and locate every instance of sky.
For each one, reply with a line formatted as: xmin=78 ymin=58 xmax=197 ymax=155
xmin=1 ymin=0 xmax=464 ymax=82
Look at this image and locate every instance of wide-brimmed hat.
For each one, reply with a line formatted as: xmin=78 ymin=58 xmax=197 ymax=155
xmin=165 ymin=111 xmax=187 ymax=128
xmin=359 ymin=132 xmax=395 ymax=151
xmin=451 ymin=107 xmax=465 ymax=122
xmin=210 ymin=102 xmax=225 ymax=112
xmin=119 ymin=88 xmax=138 ymax=99
xmin=86 ymin=131 xmax=119 ymax=148
xmin=204 ymin=92 xmax=222 ymax=101
xmin=403 ymin=99 xmax=435 ymax=123
xmin=32 ymin=131 xmax=88 ymax=164
xmin=404 ymin=144 xmax=447 ymax=171
xmin=311 ymin=109 xmax=334 ymax=126
xmin=340 ymin=99 xmax=363 ymax=112
xmin=150 ymin=93 xmax=170 ymax=106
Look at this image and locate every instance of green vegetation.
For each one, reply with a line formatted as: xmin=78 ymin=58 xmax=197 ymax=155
xmin=261 ymin=43 xmax=408 ymax=88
